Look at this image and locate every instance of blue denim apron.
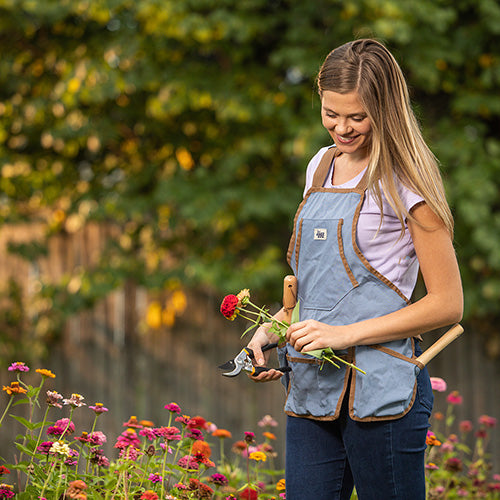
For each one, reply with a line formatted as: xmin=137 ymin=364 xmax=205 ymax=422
xmin=280 ymin=146 xmax=423 ymax=421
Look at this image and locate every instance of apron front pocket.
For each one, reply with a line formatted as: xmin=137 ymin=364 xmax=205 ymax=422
xmin=298 ymin=218 xmax=358 ymax=311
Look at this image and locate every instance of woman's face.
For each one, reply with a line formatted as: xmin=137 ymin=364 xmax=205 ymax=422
xmin=321 ymin=90 xmax=372 ymax=160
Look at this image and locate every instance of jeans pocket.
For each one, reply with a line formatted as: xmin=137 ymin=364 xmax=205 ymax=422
xmin=416 ymin=369 xmax=434 ymax=415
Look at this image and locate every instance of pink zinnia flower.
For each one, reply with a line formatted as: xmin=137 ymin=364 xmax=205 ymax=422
xmin=89 ymin=431 xmax=107 ymax=446
xmin=89 ymin=403 xmax=109 ymax=414
xmin=479 ymin=415 xmax=497 ymax=428
xmin=209 ymin=473 xmax=228 ymax=486
xmin=46 ymin=391 xmax=63 ymax=409
xmin=156 ymin=426 xmax=181 ymax=441
xmin=430 ymin=377 xmax=447 ymax=392
xmin=459 ymin=420 xmax=473 ymax=433
xmin=47 ymin=418 xmax=75 ymax=436
xmin=244 ymin=431 xmax=255 ymax=443
xmin=140 ymin=428 xmax=157 ymax=441
xmin=187 ymin=428 xmax=204 ymax=441
xmin=37 ymin=441 xmax=54 ymax=454
xmin=164 ymin=402 xmax=181 ymax=414
xmin=8 ymin=361 xmax=29 ymax=372
xmin=0 ymin=485 xmax=15 ymax=498
xmin=258 ymin=415 xmax=278 ymax=427
xmin=148 ymin=473 xmax=162 ymax=483
xmin=115 ymin=429 xmax=141 ymax=449
xmin=446 ymin=390 xmax=463 ymax=405
xmin=177 ymin=455 xmax=199 ymax=470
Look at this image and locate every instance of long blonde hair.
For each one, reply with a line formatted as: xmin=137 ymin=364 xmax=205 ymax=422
xmin=317 ymin=39 xmax=453 ymax=235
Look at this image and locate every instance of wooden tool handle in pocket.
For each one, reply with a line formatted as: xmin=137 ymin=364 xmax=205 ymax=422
xmin=283 ymin=275 xmax=297 ymax=324
xmin=416 ymin=323 xmax=464 ymax=367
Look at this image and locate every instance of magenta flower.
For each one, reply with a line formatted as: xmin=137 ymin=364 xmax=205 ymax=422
xmin=90 ymin=449 xmax=110 ymax=467
xmin=0 ymin=485 xmax=15 ymax=498
xmin=209 ymin=473 xmax=228 ymax=486
xmin=187 ymin=428 xmax=204 ymax=441
xmin=47 ymin=418 xmax=75 ymax=436
xmin=430 ymin=377 xmax=447 ymax=392
xmin=64 ymin=448 xmax=79 ymax=466
xmin=118 ymin=446 xmax=141 ymax=461
xmin=165 ymin=402 xmax=181 ymax=414
xmin=8 ymin=362 xmax=29 ymax=372
xmin=148 ymin=473 xmax=162 ymax=483
xmin=446 ymin=390 xmax=463 ymax=405
xmin=37 ymin=441 xmax=54 ymax=454
xmin=244 ymin=431 xmax=255 ymax=443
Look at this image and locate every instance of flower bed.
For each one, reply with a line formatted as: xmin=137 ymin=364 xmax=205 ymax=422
xmin=0 ymin=364 xmax=499 ymax=499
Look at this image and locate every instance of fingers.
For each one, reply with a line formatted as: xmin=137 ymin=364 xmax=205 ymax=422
xmin=247 ymin=368 xmax=283 ymax=383
xmin=286 ymin=320 xmax=322 ymax=352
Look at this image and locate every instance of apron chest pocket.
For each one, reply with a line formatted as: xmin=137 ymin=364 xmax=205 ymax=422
xmin=297 ymin=218 xmax=358 ymax=311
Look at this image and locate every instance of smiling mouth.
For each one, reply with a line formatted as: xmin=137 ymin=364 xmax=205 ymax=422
xmin=336 ymin=134 xmax=360 ymax=144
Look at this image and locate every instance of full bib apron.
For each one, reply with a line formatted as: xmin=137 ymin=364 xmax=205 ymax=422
xmin=281 ymin=146 xmax=423 ymax=422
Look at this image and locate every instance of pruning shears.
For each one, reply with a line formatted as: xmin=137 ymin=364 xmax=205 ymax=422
xmin=218 ymin=343 xmax=291 ymax=377
xmin=218 ymin=275 xmax=297 ymax=378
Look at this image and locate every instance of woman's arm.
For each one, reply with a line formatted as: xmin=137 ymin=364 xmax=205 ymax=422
xmin=286 ymin=202 xmax=463 ymax=352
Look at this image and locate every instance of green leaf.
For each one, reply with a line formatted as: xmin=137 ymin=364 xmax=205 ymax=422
xmin=10 ymin=415 xmax=37 ymax=430
xmin=291 ymin=300 xmax=300 ymax=324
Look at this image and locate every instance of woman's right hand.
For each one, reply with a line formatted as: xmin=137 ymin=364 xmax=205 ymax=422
xmin=246 ymin=323 xmax=283 ymax=383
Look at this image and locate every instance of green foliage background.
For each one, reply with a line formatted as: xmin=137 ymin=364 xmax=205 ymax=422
xmin=0 ymin=0 xmax=499 ymax=360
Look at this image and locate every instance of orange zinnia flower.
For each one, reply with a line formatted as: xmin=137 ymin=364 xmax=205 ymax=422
xmin=263 ymin=431 xmax=276 ymax=440
xmin=2 ymin=382 xmax=27 ymax=395
xmin=212 ymin=428 xmax=232 ymax=439
xmin=192 ymin=440 xmax=212 ymax=459
xmin=36 ymin=368 xmax=56 ymax=378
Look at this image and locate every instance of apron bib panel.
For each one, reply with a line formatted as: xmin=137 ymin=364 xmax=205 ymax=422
xmin=283 ymin=146 xmax=418 ymax=422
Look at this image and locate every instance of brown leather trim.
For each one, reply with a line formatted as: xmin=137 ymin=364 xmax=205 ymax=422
xmin=368 ymin=344 xmax=420 ymax=365
xmin=348 ymin=376 xmax=417 ymax=422
xmin=287 ymin=199 xmax=306 ymax=266
xmin=350 ymin=189 xmax=411 ymax=304
xmin=348 ymin=338 xmax=417 ymax=422
xmin=311 ymin=146 xmax=339 ymax=187
xmin=337 ymin=219 xmax=359 ymax=288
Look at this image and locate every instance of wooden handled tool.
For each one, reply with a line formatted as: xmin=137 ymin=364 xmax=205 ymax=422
xmin=415 ymin=323 xmax=464 ymax=367
xmin=283 ymin=275 xmax=297 ymax=323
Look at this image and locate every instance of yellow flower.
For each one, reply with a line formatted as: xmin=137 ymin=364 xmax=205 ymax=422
xmin=276 ymin=479 xmax=286 ymax=491
xmin=36 ymin=368 xmax=56 ymax=378
xmin=249 ymin=451 xmax=267 ymax=462
xmin=236 ymin=289 xmax=250 ymax=305
xmin=146 ymin=301 xmax=162 ymax=329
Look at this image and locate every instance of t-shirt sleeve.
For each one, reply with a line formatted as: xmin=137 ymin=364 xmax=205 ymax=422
xmin=398 ymin=183 xmax=425 ymax=215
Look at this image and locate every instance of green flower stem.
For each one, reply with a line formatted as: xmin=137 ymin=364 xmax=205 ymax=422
xmin=0 ymin=396 xmax=14 ymax=428
xmin=39 ymin=455 xmax=58 ymax=498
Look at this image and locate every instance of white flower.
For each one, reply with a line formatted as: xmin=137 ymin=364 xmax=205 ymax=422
xmin=50 ymin=440 xmax=71 ymax=457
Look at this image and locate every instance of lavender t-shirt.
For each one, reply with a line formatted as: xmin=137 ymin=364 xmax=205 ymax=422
xmin=303 ymin=147 xmax=424 ymax=300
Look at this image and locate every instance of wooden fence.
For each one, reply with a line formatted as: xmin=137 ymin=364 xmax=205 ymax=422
xmin=1 ymin=223 xmax=499 ymax=473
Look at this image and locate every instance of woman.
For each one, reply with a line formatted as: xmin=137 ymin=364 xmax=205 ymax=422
xmin=247 ymin=39 xmax=463 ymax=499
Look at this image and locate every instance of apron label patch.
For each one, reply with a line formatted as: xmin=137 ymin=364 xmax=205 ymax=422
xmin=314 ymin=228 xmax=327 ymax=240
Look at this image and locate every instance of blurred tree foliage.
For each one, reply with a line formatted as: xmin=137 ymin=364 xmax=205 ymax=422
xmin=0 ymin=0 xmax=499 ymax=357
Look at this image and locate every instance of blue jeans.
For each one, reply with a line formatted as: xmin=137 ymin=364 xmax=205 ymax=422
xmin=285 ymin=366 xmax=433 ymax=500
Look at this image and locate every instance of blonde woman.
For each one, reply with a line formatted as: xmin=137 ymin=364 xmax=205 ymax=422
xmin=247 ymin=39 xmax=463 ymax=499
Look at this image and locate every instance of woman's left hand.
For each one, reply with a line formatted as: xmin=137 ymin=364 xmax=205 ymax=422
xmin=286 ymin=320 xmax=350 ymax=353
